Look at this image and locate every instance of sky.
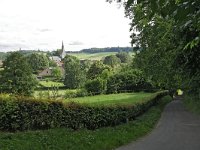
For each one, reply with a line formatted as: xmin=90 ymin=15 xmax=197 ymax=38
xmin=0 ymin=0 xmax=131 ymax=52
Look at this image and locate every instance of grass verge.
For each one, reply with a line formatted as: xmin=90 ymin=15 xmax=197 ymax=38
xmin=183 ymin=95 xmax=200 ymax=115
xmin=0 ymin=95 xmax=172 ymax=150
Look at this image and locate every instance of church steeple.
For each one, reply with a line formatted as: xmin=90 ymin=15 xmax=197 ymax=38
xmin=61 ymin=41 xmax=66 ymax=59
xmin=62 ymin=41 xmax=64 ymax=51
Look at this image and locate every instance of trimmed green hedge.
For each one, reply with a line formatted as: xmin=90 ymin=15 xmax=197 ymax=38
xmin=0 ymin=91 xmax=168 ymax=132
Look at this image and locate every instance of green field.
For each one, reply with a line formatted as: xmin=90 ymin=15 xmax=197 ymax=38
xmin=67 ymin=92 xmax=154 ymax=106
xmin=67 ymin=52 xmax=135 ymax=60
xmin=34 ymin=91 xmax=155 ymax=106
xmin=0 ymin=96 xmax=172 ymax=150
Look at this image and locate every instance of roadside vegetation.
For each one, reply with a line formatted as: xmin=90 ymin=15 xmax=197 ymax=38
xmin=183 ymin=95 xmax=200 ymax=115
xmin=0 ymin=95 xmax=172 ymax=150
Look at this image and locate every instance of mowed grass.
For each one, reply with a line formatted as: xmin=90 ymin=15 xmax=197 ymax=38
xmin=0 ymin=96 xmax=172 ymax=150
xmin=67 ymin=92 xmax=154 ymax=106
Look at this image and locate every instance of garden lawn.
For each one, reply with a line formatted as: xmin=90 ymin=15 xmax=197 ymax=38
xmin=0 ymin=96 xmax=172 ymax=150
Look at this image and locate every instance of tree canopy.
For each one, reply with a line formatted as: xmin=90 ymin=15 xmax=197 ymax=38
xmin=0 ymin=52 xmax=37 ymax=95
xmin=103 ymin=55 xmax=121 ymax=67
xmin=27 ymin=53 xmax=49 ymax=73
xmin=63 ymin=55 xmax=85 ymax=89
xmin=108 ymin=0 xmax=200 ymax=96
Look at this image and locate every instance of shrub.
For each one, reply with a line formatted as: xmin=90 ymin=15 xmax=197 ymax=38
xmin=0 ymin=91 xmax=168 ymax=132
xmin=85 ymin=78 xmax=107 ymax=95
xmin=107 ymin=69 xmax=153 ymax=93
xmin=64 ymin=89 xmax=88 ymax=99
xmin=64 ymin=90 xmax=77 ymax=98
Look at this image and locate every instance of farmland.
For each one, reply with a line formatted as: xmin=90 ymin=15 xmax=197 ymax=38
xmin=67 ymin=52 xmax=135 ymax=60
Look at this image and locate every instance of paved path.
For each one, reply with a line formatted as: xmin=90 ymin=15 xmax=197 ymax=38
xmin=116 ymin=97 xmax=200 ymax=150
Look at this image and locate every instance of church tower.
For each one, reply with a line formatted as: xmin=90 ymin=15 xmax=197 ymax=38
xmin=61 ymin=41 xmax=66 ymax=59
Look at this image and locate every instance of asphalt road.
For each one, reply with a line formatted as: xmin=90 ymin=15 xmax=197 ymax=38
xmin=116 ymin=97 xmax=200 ymax=150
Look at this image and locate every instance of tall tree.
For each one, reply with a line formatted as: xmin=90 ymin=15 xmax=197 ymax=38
xmin=63 ymin=55 xmax=85 ymax=89
xmin=103 ymin=55 xmax=121 ymax=67
xmin=27 ymin=53 xmax=49 ymax=73
xmin=87 ymin=61 xmax=110 ymax=80
xmin=0 ymin=52 xmax=37 ymax=96
xmin=116 ymin=52 xmax=131 ymax=63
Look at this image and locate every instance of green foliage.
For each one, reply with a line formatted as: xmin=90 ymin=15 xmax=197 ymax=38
xmin=51 ymin=66 xmax=62 ymax=79
xmin=0 ymin=52 xmax=37 ymax=96
xmin=49 ymin=60 xmax=57 ymax=67
xmin=107 ymin=69 xmax=153 ymax=94
xmin=26 ymin=53 xmax=49 ymax=73
xmin=87 ymin=61 xmax=110 ymax=80
xmin=0 ymin=91 xmax=168 ymax=131
xmin=64 ymin=89 xmax=88 ymax=98
xmin=85 ymin=78 xmax=107 ymax=95
xmin=109 ymin=0 xmax=200 ymax=96
xmin=0 ymin=95 xmax=172 ymax=150
xmin=116 ymin=52 xmax=132 ymax=63
xmin=0 ymin=52 xmax=8 ymax=60
xmin=103 ymin=55 xmax=121 ymax=67
xmin=64 ymin=55 xmax=86 ymax=89
xmin=183 ymin=94 xmax=200 ymax=115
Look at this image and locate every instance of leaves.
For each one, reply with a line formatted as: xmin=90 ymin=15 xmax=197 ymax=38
xmin=0 ymin=91 xmax=168 ymax=131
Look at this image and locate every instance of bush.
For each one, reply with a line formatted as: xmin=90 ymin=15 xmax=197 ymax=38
xmin=85 ymin=78 xmax=107 ymax=95
xmin=107 ymin=69 xmax=153 ymax=93
xmin=64 ymin=89 xmax=88 ymax=99
xmin=0 ymin=91 xmax=168 ymax=132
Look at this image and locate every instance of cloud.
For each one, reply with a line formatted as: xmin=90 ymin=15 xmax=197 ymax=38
xmin=69 ymin=41 xmax=84 ymax=45
xmin=37 ymin=28 xmax=52 ymax=32
xmin=0 ymin=42 xmax=28 ymax=51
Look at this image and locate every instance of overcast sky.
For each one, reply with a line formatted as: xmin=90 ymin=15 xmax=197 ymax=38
xmin=0 ymin=0 xmax=131 ymax=52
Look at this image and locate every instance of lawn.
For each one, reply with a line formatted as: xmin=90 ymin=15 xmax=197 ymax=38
xmin=34 ymin=91 xmax=155 ymax=106
xmin=67 ymin=92 xmax=154 ymax=106
xmin=0 ymin=95 xmax=172 ymax=150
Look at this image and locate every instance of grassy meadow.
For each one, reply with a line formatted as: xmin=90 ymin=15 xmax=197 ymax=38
xmin=67 ymin=92 xmax=154 ymax=106
xmin=67 ymin=52 xmax=135 ymax=60
xmin=34 ymin=90 xmax=155 ymax=106
xmin=0 ymin=95 xmax=172 ymax=150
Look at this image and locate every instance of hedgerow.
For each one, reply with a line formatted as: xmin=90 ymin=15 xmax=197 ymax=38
xmin=0 ymin=91 xmax=168 ymax=132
